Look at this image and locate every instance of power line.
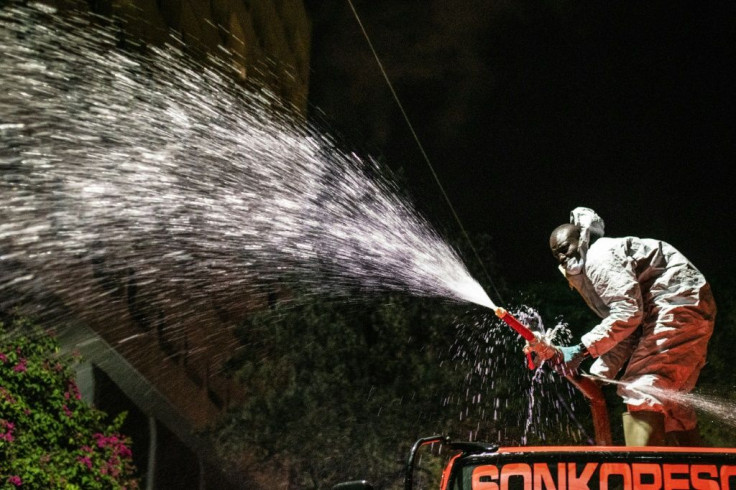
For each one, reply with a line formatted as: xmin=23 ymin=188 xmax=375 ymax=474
xmin=345 ymin=0 xmax=503 ymax=304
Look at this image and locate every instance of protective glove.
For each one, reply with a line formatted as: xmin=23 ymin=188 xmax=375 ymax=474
xmin=554 ymin=343 xmax=590 ymax=374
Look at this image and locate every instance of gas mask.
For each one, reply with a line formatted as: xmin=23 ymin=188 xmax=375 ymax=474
xmin=563 ymin=255 xmax=585 ymax=275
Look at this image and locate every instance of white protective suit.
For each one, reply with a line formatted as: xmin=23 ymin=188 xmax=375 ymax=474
xmin=562 ymin=208 xmax=716 ymax=432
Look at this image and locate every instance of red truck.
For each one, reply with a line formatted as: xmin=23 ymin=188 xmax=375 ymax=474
xmin=334 ymin=435 xmax=736 ymax=490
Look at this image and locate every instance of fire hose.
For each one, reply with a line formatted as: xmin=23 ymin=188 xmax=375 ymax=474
xmin=494 ymin=307 xmax=612 ymax=446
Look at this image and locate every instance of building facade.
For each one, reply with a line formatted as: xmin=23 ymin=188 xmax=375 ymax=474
xmin=38 ymin=0 xmax=313 ymax=486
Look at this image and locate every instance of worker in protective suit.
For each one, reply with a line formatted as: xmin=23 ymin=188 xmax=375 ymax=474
xmin=528 ymin=207 xmax=716 ymax=446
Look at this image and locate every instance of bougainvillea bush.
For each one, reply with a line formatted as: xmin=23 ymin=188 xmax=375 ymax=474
xmin=0 ymin=316 xmax=139 ymax=489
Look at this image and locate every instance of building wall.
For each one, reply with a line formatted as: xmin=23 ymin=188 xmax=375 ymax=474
xmin=35 ymin=0 xmax=312 ymax=484
xmin=40 ymin=0 xmax=311 ymax=421
xmin=85 ymin=0 xmax=312 ymax=113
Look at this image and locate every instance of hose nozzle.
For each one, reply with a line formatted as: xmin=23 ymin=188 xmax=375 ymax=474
xmin=494 ymin=308 xmax=535 ymax=341
xmin=494 ymin=307 xmax=537 ymax=370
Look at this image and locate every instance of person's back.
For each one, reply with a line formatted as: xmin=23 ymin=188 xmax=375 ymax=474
xmin=582 ymin=236 xmax=710 ymax=317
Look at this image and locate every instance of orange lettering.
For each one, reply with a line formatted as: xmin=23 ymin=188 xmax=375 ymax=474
xmin=719 ymin=465 xmax=736 ymax=490
xmin=633 ymin=463 xmax=662 ymax=490
xmin=558 ymin=462 xmax=567 ymax=489
xmin=691 ymin=464 xmax=719 ymax=490
xmin=664 ymin=464 xmax=690 ymax=490
xmin=469 ymin=460 xmax=734 ymax=490
xmin=568 ymin=462 xmax=598 ymax=489
xmin=500 ymin=463 xmax=531 ymax=490
xmin=533 ymin=463 xmax=566 ymax=490
xmin=600 ymin=463 xmax=632 ymax=490
xmin=472 ymin=465 xmax=499 ymax=490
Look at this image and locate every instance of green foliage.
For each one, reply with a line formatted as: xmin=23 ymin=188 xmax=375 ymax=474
xmin=217 ymin=295 xmax=459 ymax=488
xmin=215 ymin=292 xmax=591 ymax=488
xmin=217 ymin=271 xmax=736 ymax=488
xmin=0 ymin=317 xmax=139 ymax=489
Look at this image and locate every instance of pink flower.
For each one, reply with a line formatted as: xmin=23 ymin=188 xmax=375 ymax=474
xmin=0 ymin=352 xmax=7 ymax=363
xmin=68 ymin=382 xmax=82 ymax=400
xmin=0 ymin=419 xmax=15 ymax=442
xmin=93 ymin=433 xmax=105 ymax=447
xmin=62 ymin=404 xmax=73 ymax=417
xmin=77 ymin=455 xmax=93 ymax=470
xmin=117 ymin=444 xmax=133 ymax=459
xmin=94 ymin=433 xmax=120 ymax=448
xmin=7 ymin=475 xmax=22 ymax=486
xmin=13 ymin=358 xmax=27 ymax=373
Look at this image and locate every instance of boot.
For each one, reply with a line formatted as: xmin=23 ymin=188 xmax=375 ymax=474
xmin=622 ymin=411 xmax=665 ymax=446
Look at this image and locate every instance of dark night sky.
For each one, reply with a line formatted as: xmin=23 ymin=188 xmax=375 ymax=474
xmin=304 ymin=1 xmax=735 ymax=288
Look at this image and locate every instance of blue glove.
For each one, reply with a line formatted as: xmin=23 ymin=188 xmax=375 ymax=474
xmin=555 ymin=343 xmax=589 ymax=374
xmin=559 ymin=344 xmax=584 ymax=362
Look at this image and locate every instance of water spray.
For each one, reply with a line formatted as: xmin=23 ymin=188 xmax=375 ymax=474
xmin=491 ymin=306 xmax=612 ymax=444
xmin=0 ymin=4 xmax=492 ymax=323
xmin=583 ymin=373 xmax=736 ymax=429
xmin=489 ymin=306 xmax=535 ymax=369
xmin=492 ymin=307 xmax=535 ymax=342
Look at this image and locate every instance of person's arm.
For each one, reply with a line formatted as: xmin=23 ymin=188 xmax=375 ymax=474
xmin=580 ymin=253 xmax=643 ymax=358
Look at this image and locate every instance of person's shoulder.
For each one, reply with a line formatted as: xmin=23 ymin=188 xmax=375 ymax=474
xmin=589 ymin=236 xmax=624 ymax=251
xmin=587 ymin=237 xmax=628 ymax=264
xmin=591 ymin=236 xmax=647 ymax=249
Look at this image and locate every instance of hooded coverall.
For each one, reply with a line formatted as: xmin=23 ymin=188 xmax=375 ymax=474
xmin=566 ymin=233 xmax=716 ymax=432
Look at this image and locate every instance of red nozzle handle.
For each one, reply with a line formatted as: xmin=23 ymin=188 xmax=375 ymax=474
xmin=525 ymin=353 xmax=535 ymax=370
xmin=495 ymin=308 xmax=537 ymax=370
xmin=495 ymin=308 xmax=536 ymax=341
